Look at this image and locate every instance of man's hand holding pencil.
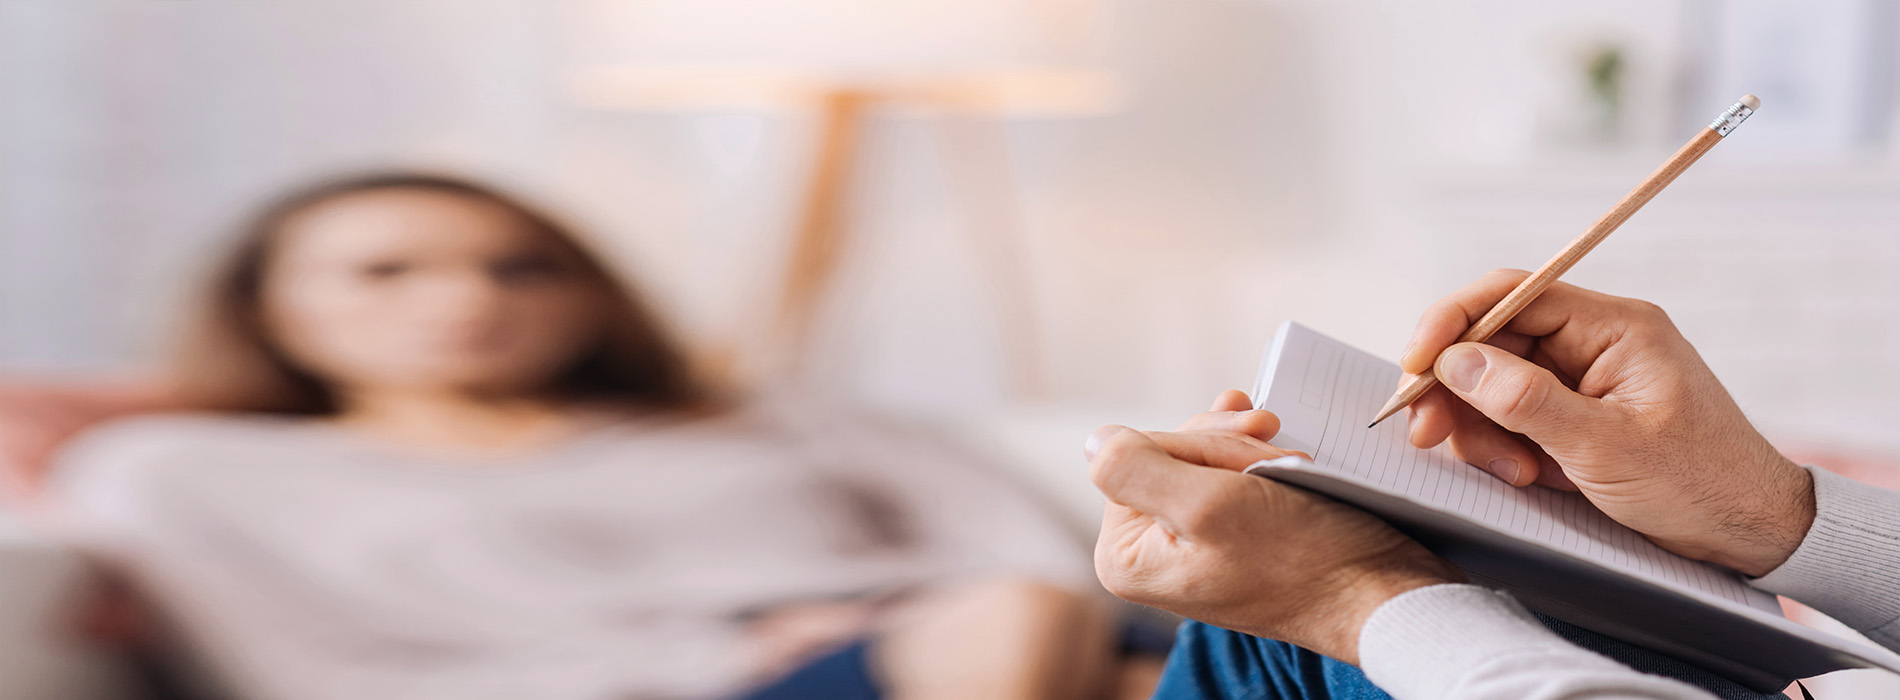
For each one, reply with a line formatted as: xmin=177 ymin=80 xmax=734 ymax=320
xmin=1400 ymin=269 xmax=1815 ymax=578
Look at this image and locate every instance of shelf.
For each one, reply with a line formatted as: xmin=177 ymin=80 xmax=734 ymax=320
xmin=1414 ymin=154 xmax=1900 ymax=201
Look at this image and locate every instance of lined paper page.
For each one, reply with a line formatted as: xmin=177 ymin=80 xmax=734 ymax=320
xmin=1254 ymin=321 xmax=1783 ymax=614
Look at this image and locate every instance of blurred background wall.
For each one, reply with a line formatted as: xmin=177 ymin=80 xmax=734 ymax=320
xmin=8 ymin=0 xmax=1898 ymax=456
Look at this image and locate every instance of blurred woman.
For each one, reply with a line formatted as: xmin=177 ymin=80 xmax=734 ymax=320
xmin=28 ymin=174 xmax=1154 ymax=700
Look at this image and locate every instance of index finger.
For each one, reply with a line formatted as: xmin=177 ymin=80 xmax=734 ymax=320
xmin=1088 ymin=429 xmax=1233 ymax=518
xmin=1143 ymin=429 xmax=1305 ymax=472
xmin=1174 ymin=408 xmax=1281 ymax=441
xmin=1398 ymin=269 xmax=1644 ymax=378
xmin=1087 ymin=428 xmax=1305 ymax=513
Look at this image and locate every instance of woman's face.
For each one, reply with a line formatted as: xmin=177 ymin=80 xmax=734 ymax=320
xmin=259 ymin=189 xmax=610 ymax=399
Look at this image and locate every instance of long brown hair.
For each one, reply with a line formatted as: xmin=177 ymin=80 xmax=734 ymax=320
xmin=170 ymin=173 xmax=711 ymax=415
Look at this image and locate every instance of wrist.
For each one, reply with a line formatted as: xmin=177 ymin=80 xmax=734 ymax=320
xmin=1713 ymin=457 xmax=1816 ymax=578
xmin=1318 ymin=558 xmax=1465 ymax=665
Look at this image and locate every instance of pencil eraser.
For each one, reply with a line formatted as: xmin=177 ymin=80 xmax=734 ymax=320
xmin=1740 ymin=94 xmax=1761 ymax=110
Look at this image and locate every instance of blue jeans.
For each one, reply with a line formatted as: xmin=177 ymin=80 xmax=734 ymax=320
xmin=728 ymin=639 xmax=880 ymax=700
xmin=1154 ymin=617 xmax=1784 ymax=700
xmin=730 ymin=617 xmax=1179 ymax=700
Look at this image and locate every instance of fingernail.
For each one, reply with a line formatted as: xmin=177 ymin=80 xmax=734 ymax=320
xmin=1084 ymin=425 xmax=1128 ymax=460
xmin=1439 ymin=345 xmax=1486 ymax=392
xmin=1487 ymin=458 xmax=1521 ymax=485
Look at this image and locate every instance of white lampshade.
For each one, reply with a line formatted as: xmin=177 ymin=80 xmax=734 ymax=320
xmin=558 ymin=0 xmax=1120 ymax=114
xmin=565 ymin=0 xmax=1101 ymax=72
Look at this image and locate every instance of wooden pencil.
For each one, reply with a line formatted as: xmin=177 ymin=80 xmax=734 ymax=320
xmin=1367 ymin=94 xmax=1761 ymax=429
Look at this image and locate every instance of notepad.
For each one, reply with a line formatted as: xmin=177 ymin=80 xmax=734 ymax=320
xmin=1247 ymin=321 xmax=1900 ymax=691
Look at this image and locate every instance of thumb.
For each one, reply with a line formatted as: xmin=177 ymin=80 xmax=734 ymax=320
xmin=1434 ymin=342 xmax=1607 ymax=445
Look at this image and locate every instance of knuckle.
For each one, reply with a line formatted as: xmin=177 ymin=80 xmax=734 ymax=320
xmin=1490 ymin=370 xmax=1550 ymax=424
xmin=1213 ymin=430 xmax=1262 ymax=450
xmin=1238 ymin=410 xmax=1278 ymax=437
xmin=1647 ymin=304 xmax=1677 ymax=328
xmin=1618 ymin=299 xmax=1684 ymax=340
xmin=1625 ymin=298 xmax=1668 ymax=321
xmin=1420 ymin=300 xmax=1462 ymax=326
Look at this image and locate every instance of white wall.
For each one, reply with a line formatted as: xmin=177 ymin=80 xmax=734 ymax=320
xmin=3 ymin=0 xmax=1898 ymax=448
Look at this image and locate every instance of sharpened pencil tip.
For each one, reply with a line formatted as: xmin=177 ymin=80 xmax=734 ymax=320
xmin=1366 ymin=420 xmax=1380 ymax=430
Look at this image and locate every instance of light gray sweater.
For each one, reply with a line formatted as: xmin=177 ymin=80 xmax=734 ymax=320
xmin=38 ymin=400 xmax=1094 ymax=700
xmin=1359 ymin=466 xmax=1900 ymax=699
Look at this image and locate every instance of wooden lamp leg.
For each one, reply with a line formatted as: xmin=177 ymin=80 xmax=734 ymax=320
xmin=757 ymin=89 xmax=868 ymax=381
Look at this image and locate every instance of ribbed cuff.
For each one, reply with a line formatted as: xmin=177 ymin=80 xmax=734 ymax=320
xmin=1358 ymin=583 xmax=1580 ymax=699
xmin=1751 ymin=466 xmax=1900 ymax=646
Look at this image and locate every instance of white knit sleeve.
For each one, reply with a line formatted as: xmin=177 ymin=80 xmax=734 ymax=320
xmin=1358 ymin=584 xmax=1718 ymax=700
xmin=1750 ymin=466 xmax=1900 ymax=650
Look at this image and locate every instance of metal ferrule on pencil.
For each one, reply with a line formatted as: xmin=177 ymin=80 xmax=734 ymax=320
xmin=1710 ymin=101 xmax=1755 ymax=137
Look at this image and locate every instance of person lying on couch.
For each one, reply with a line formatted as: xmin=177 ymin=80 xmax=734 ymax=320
xmin=7 ymin=173 xmax=1161 ymax=700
